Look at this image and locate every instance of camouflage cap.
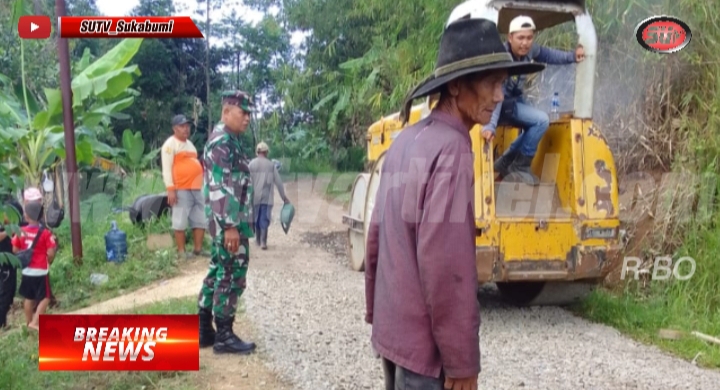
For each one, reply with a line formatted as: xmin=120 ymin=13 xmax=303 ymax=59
xmin=221 ymin=90 xmax=255 ymax=112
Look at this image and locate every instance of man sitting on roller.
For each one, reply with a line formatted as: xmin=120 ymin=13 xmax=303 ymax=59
xmin=485 ymin=15 xmax=585 ymax=185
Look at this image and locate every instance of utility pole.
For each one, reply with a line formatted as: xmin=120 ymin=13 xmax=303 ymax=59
xmin=56 ymin=0 xmax=83 ymax=264
xmin=206 ymin=0 xmax=212 ymax=139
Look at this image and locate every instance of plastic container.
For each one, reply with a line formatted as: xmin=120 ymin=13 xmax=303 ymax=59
xmin=105 ymin=220 xmax=127 ymax=262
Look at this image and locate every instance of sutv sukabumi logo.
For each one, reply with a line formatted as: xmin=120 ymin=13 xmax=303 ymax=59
xmin=635 ymin=15 xmax=691 ymax=54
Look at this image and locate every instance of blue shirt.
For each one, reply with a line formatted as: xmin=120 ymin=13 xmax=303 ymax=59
xmin=485 ymin=42 xmax=576 ymax=132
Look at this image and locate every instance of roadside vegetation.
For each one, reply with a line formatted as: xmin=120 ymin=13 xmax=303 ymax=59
xmin=569 ymin=0 xmax=720 ymax=368
xmin=45 ymin=171 xmax=190 ymax=311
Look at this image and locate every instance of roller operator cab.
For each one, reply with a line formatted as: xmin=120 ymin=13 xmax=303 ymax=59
xmin=342 ymin=0 xmax=622 ymax=306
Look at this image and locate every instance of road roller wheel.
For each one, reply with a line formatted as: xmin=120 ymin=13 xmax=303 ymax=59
xmin=362 ymin=153 xmax=385 ymax=267
xmin=495 ymin=281 xmax=596 ymax=307
xmin=348 ymin=228 xmax=366 ymax=272
xmin=347 ymin=173 xmax=370 ymax=271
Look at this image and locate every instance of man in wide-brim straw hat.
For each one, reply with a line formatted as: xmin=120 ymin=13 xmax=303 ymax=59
xmin=364 ymin=18 xmax=544 ymax=390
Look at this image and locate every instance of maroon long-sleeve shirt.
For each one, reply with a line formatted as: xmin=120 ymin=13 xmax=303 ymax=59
xmin=365 ymin=109 xmax=480 ymax=379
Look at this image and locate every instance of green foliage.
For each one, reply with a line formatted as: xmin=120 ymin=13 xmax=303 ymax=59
xmin=116 ymin=36 xmax=224 ymax=147
xmin=0 ymin=0 xmax=58 ymax=98
xmin=116 ymin=129 xmax=160 ymax=172
xmin=563 ymin=0 xmax=720 ymax=365
xmin=238 ymin=0 xmax=457 ymax=170
xmin=0 ymin=33 xmax=143 ymax=188
xmin=122 ymin=130 xmax=146 ymax=168
xmin=0 ymin=203 xmax=22 ymax=268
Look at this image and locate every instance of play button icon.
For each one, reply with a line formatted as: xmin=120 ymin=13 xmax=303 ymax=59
xmin=18 ymin=15 xmax=51 ymax=39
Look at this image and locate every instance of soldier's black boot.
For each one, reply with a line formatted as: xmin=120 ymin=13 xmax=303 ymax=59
xmin=213 ymin=316 xmax=256 ymax=355
xmin=198 ymin=308 xmax=215 ymax=348
xmin=260 ymin=228 xmax=268 ymax=250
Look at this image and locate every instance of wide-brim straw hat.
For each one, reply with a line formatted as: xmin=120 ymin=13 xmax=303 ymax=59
xmin=401 ymin=18 xmax=545 ymax=120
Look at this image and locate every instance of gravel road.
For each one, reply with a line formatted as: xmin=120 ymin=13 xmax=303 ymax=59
xmin=239 ymin=177 xmax=720 ymax=390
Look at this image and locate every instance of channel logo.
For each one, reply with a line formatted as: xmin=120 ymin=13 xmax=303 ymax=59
xmin=18 ymin=15 xmax=51 ymax=39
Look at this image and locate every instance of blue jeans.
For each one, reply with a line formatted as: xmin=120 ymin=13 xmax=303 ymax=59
xmin=500 ymin=101 xmax=550 ymax=157
xmin=254 ymin=204 xmax=272 ymax=230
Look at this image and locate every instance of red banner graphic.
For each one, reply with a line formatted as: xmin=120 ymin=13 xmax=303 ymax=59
xmin=58 ymin=16 xmax=204 ymax=39
xmin=39 ymin=314 xmax=199 ymax=371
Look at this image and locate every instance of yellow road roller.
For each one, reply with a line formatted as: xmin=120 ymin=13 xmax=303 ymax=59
xmin=342 ymin=0 xmax=622 ymax=306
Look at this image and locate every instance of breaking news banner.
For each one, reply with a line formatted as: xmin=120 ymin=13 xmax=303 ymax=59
xmin=38 ymin=314 xmax=199 ymax=371
xmin=57 ymin=16 xmax=204 ymax=39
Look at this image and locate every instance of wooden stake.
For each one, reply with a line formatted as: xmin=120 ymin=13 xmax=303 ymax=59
xmin=692 ymin=331 xmax=720 ymax=346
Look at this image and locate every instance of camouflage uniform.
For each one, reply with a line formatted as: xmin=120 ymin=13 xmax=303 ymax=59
xmin=197 ymin=91 xmax=257 ymax=355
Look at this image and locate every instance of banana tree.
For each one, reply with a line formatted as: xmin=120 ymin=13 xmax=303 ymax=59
xmin=0 ymin=77 xmax=21 ymax=268
xmin=0 ymin=35 xmax=143 ymax=190
xmin=117 ymin=129 xmax=161 ymax=173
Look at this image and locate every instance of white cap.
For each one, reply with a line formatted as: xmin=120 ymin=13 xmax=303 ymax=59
xmin=509 ymin=16 xmax=536 ymax=34
xmin=23 ymin=187 xmax=42 ymax=202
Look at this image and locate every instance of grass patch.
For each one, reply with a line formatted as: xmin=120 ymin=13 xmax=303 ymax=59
xmin=578 ymin=290 xmax=720 ymax=367
xmin=577 ymin=223 xmax=720 ymax=368
xmin=0 ymin=297 xmax=199 ymax=390
xmin=279 ymin=157 xmax=336 ymax=175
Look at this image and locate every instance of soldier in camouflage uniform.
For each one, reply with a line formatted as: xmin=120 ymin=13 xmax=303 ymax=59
xmin=197 ymin=90 xmax=257 ymax=355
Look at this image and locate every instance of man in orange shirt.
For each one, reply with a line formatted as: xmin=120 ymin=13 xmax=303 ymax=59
xmin=161 ymin=114 xmax=209 ymax=259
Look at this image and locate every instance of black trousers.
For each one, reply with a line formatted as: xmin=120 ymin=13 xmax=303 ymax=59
xmin=0 ymin=265 xmax=17 ymax=328
xmin=382 ymin=358 xmax=445 ymax=390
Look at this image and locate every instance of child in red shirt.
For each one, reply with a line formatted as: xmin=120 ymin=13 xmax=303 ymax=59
xmin=11 ymin=201 xmax=56 ymax=330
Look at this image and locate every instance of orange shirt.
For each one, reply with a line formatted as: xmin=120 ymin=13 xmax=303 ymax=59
xmin=160 ymin=136 xmax=203 ymax=190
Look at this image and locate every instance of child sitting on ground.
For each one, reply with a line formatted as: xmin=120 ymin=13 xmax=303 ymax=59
xmin=11 ymin=201 xmax=56 ymax=330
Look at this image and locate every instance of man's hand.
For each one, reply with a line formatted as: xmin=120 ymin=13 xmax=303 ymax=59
xmin=167 ymin=189 xmax=177 ymax=206
xmin=576 ymin=44 xmax=585 ymax=62
xmin=444 ymin=376 xmax=478 ymax=390
xmin=481 ymin=130 xmax=494 ymax=142
xmin=223 ymin=227 xmax=240 ymax=253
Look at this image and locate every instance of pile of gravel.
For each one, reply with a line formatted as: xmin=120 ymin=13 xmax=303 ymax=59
xmin=246 ymin=268 xmax=383 ymax=389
